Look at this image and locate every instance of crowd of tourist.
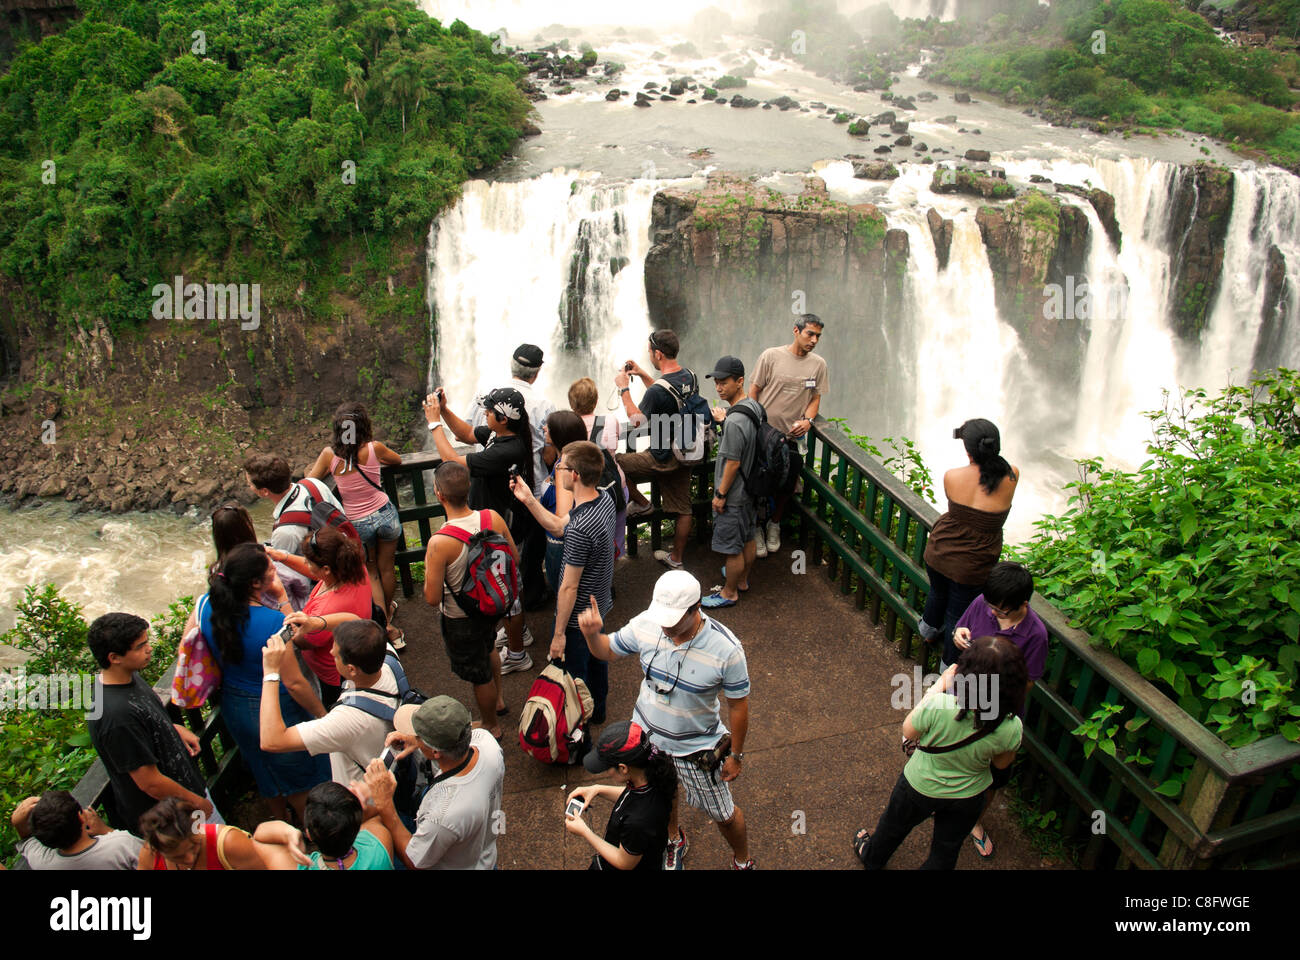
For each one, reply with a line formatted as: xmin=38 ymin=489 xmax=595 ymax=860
xmin=10 ymin=315 xmax=1050 ymax=872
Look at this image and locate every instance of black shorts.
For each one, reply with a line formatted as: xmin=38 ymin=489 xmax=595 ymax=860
xmin=440 ymin=613 xmax=496 ymax=686
xmin=989 ymin=761 xmax=1015 ymax=790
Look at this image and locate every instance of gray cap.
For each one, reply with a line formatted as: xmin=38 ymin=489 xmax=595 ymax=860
xmin=395 ymin=696 xmax=471 ymax=751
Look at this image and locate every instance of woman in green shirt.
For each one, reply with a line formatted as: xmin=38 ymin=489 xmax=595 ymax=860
xmin=853 ymin=635 xmax=1026 ymax=869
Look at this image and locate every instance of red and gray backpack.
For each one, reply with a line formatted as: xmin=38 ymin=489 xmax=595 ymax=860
xmin=519 ymin=660 xmax=594 ymax=765
xmin=436 ymin=510 xmax=520 ymax=620
xmin=272 ymin=478 xmax=360 ymax=543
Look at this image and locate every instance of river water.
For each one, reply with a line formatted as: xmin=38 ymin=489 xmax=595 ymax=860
xmin=3 ymin=7 xmax=1295 ymax=643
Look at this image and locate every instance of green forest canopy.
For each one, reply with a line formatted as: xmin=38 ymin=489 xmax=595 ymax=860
xmin=0 ymin=0 xmax=532 ymax=331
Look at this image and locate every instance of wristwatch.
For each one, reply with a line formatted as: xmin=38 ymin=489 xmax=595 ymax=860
xmin=427 ymin=422 xmax=443 ymax=432
xmin=618 ymin=387 xmax=630 ymax=395
xmin=263 ymin=673 xmax=281 ymax=683
xmin=731 ymin=752 xmax=745 ymax=762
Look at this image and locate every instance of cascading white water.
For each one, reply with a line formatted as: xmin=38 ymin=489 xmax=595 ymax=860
xmin=427 ymin=172 xmax=662 ymax=416
xmin=1194 ymin=167 xmax=1300 ymax=381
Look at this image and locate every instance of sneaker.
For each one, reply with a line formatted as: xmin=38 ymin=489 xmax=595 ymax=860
xmin=495 ymin=625 xmax=535 ymax=648
xmin=653 ymin=549 xmax=683 ymax=570
xmin=663 ymin=829 xmax=688 ymax=870
xmin=755 ymin=537 xmax=768 ymax=559
xmin=765 ymin=521 xmax=781 ymax=554
xmin=498 ymin=650 xmax=533 ymax=675
xmin=731 ymin=857 xmax=756 ymax=870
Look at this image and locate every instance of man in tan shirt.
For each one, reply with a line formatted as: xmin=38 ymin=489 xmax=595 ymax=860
xmin=748 ymin=314 xmax=828 ymax=555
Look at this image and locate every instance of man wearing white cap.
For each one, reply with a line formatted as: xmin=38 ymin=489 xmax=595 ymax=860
xmin=577 ymin=570 xmax=754 ymax=870
xmin=361 ymin=695 xmax=504 ymax=870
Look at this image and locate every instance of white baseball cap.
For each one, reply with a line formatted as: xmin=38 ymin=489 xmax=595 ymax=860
xmin=644 ymin=570 xmax=702 ymax=627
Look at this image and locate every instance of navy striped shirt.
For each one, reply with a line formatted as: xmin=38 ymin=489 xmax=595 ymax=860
xmin=561 ymin=490 xmax=615 ymax=629
xmin=609 ymin=614 xmax=750 ymax=756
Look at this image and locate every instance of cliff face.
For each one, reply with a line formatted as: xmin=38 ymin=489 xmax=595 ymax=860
xmin=644 ymin=174 xmax=909 ymax=412
xmin=1167 ymin=162 xmax=1235 ymax=340
xmin=975 ymin=190 xmax=1092 ymax=383
xmin=0 ymin=243 xmax=428 ymax=514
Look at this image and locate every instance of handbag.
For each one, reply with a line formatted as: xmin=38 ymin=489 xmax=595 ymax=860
xmin=171 ymin=594 xmax=222 ymax=708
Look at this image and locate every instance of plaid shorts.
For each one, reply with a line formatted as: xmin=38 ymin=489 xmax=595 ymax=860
xmin=671 ymin=755 xmax=736 ymax=823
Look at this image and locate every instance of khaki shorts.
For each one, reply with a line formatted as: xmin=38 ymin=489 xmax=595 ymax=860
xmin=616 ymin=450 xmax=693 ymax=516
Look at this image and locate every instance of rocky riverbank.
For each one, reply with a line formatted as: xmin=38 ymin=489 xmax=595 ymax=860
xmin=0 ymin=240 xmax=429 ymax=516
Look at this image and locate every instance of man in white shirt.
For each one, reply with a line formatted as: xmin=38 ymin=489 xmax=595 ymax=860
xmin=363 ymin=696 xmax=505 ymax=870
xmin=12 ymin=791 xmax=143 ymax=870
xmin=244 ymin=452 xmax=346 ymax=555
xmin=259 ymin=621 xmax=399 ymax=785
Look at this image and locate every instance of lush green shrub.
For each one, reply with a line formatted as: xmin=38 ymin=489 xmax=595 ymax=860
xmin=714 ymin=74 xmax=747 ymax=89
xmin=1 ymin=585 xmax=191 ymax=867
xmin=1011 ymin=370 xmax=1300 ymax=750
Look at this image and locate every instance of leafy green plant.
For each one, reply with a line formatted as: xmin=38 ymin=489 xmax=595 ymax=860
xmin=1012 ymin=369 xmax=1300 ymax=748
xmin=826 ymin=418 xmax=935 ymax=502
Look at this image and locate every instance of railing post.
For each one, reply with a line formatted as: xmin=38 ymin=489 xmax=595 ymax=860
xmin=1158 ymin=759 xmax=1233 ymax=869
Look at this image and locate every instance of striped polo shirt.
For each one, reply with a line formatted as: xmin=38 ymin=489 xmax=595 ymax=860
xmin=609 ymin=613 xmax=750 ymax=756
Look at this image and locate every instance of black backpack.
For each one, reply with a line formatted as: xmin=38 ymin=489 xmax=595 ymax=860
xmin=727 ymin=402 xmax=798 ymax=502
xmin=588 ymin=417 xmax=628 ymax=514
xmin=333 ymin=650 xmax=430 ymax=818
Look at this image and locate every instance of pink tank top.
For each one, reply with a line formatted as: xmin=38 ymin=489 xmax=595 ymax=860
xmin=331 ymin=441 xmax=389 ymax=520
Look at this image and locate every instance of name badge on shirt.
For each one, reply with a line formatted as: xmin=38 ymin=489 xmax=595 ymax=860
xmin=803 ymin=378 xmax=818 ymax=389
xmin=656 ymin=689 xmax=672 ymax=705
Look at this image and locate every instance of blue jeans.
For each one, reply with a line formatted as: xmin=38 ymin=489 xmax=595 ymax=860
xmin=920 ymin=565 xmax=983 ymax=667
xmin=219 ymin=686 xmax=329 ymax=797
xmin=351 ymin=500 xmax=401 ymax=547
xmin=560 ymin=623 xmax=607 ymax=724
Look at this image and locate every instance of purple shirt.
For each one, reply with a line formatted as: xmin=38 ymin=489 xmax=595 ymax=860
xmin=953 ymin=595 xmax=1049 ymax=684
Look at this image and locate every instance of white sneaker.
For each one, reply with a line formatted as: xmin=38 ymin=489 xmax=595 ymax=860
xmin=755 ymin=537 xmax=768 ymax=558
xmin=496 ymin=625 xmax=535 ymax=647
xmin=498 ymin=650 xmax=534 ymax=675
xmin=765 ymin=522 xmax=781 ymax=554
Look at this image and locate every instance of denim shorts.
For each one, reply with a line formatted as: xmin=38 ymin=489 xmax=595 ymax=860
xmin=352 ymin=500 xmax=402 ymax=547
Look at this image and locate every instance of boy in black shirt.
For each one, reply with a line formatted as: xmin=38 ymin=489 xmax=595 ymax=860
xmin=566 ymin=721 xmax=676 ymax=871
xmin=86 ymin=613 xmax=216 ymax=832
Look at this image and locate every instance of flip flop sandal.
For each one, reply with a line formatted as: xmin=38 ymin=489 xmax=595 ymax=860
xmin=388 ymin=628 xmax=407 ymax=652
xmin=700 ymin=592 xmax=738 ymax=609
xmin=387 ymin=600 xmax=399 ymax=622
xmin=969 ymin=829 xmax=994 ymax=858
xmin=852 ymin=828 xmax=871 ymax=866
xmin=497 ymin=704 xmax=510 ymax=717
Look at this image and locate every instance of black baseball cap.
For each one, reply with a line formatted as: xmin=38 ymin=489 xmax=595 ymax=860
xmin=513 ymin=343 xmax=544 ymax=368
xmin=583 ymin=720 xmax=654 ymax=773
xmin=705 ymin=356 xmax=745 ymax=380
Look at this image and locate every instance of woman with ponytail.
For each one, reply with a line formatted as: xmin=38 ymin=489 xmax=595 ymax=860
xmin=565 ymin=721 xmax=676 ymax=871
xmin=919 ymin=419 xmax=1019 ymax=670
xmin=198 ymin=542 xmax=329 ymax=822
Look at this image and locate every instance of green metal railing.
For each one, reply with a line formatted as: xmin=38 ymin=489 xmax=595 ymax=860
xmin=793 ymin=420 xmax=1300 ymax=869
xmin=381 ymin=450 xmax=447 ymax=598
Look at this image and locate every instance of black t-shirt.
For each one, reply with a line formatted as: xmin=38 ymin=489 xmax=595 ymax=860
xmin=635 ymin=368 xmax=697 ymax=463
xmin=590 ymin=783 xmax=671 ymax=872
xmin=88 ymin=674 xmax=207 ymax=831
xmin=466 ymin=426 xmax=534 ymax=540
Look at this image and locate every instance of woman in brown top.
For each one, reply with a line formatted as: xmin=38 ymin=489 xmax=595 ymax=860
xmin=920 ymin=420 xmax=1019 ymax=665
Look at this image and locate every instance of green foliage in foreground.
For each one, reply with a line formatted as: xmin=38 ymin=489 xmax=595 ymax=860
xmin=1 ymin=586 xmax=190 ymax=867
xmin=0 ymin=0 xmax=531 ymax=332
xmin=1011 ymin=370 xmax=1300 ymax=753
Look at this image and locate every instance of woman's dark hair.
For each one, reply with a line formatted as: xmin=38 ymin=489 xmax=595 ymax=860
xmin=640 ymin=748 xmax=679 ymax=799
xmin=302 ymin=525 xmax=366 ymax=585
xmin=331 ymin=401 xmax=374 ymax=471
xmin=210 ymin=503 xmax=258 ymax=574
xmin=511 ymin=405 xmax=536 ymax=493
xmin=546 ymin=410 xmax=587 ymax=458
xmin=138 ymin=797 xmax=197 ymax=856
xmin=954 ymin=635 xmax=1028 ymax=730
xmin=304 ymin=782 xmax=363 ymax=860
xmin=30 ymin=791 xmax=83 ymax=849
xmin=207 ymin=542 xmax=270 ymax=665
xmin=955 ymin=418 xmax=1013 ymax=494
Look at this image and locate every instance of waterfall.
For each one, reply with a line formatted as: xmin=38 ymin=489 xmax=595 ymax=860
xmin=426 ymin=172 xmax=660 ymax=415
